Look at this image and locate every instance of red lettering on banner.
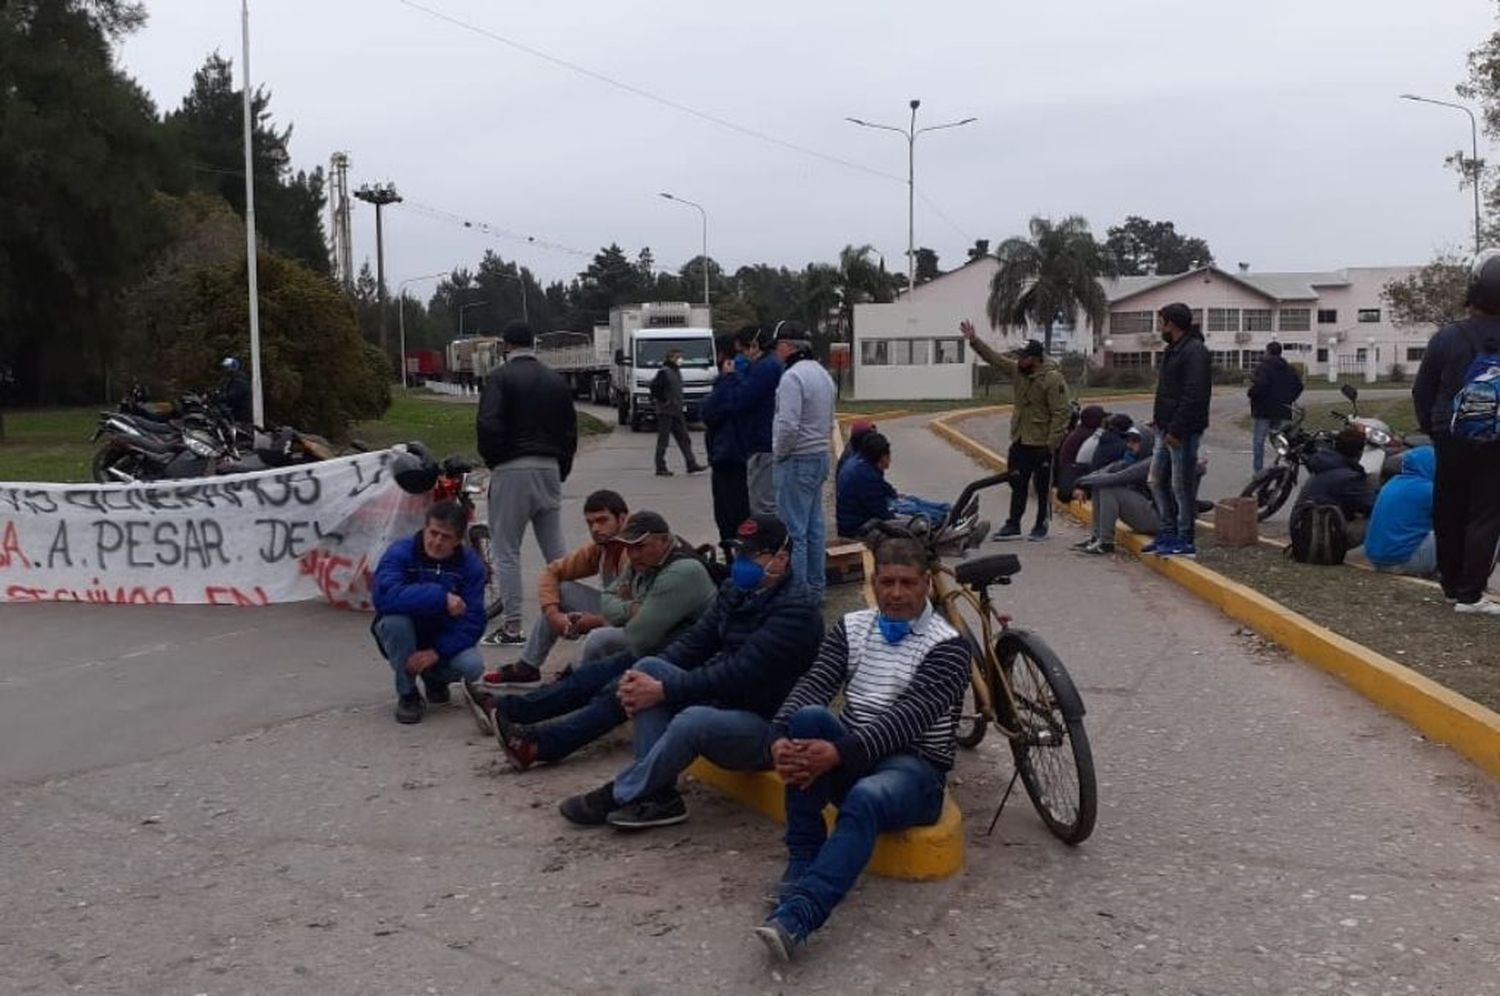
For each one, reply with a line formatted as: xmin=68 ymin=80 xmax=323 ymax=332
xmin=298 ymin=549 xmax=373 ymax=611
xmin=205 ymin=584 xmax=270 ymax=607
xmin=3 ymin=582 xmax=174 ymax=604
xmin=0 ymin=521 xmax=30 ymax=569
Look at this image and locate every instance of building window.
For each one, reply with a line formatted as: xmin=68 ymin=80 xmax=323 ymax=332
xmin=909 ymin=339 xmax=932 ymax=365
xmin=1316 ymin=348 xmax=1328 ymax=363
xmin=1207 ymin=308 xmax=1240 ymax=332
xmin=934 ymin=338 xmax=965 ymax=364
xmin=1108 ymin=311 xmax=1154 ymax=335
xmin=1279 ymin=308 xmax=1311 ymax=332
xmin=1243 ymin=308 xmax=1273 ymax=332
xmin=1317 ymin=309 xmax=1337 ymax=324
xmin=1355 ymin=348 xmax=1368 ymax=361
xmin=1357 ymin=308 xmax=1381 ymax=323
xmin=1210 ymin=350 xmax=1246 ymax=369
xmin=890 ymin=339 xmax=912 ymax=366
xmin=862 ymin=341 xmax=889 ymax=366
xmin=1109 ymin=351 xmax=1155 ymax=369
xmin=1191 ymin=308 xmax=1204 ymax=328
xmin=1406 ymin=347 xmax=1426 ymax=363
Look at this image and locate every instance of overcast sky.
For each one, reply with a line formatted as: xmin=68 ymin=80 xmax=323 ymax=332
xmin=119 ymin=0 xmax=1497 ymax=290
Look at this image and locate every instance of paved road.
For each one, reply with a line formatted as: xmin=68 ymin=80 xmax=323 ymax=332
xmin=1 ymin=403 xmax=1496 ymax=994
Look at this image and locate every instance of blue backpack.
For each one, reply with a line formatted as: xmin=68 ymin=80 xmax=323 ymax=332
xmin=1451 ymin=324 xmax=1500 ymax=442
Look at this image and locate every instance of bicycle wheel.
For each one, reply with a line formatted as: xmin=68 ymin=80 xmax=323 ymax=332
xmin=467 ymin=524 xmax=505 ymax=620
xmin=956 ymin=675 xmax=988 ymax=749
xmin=993 ymin=629 xmax=1097 ymax=845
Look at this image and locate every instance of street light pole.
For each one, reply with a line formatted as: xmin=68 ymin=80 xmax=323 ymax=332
xmin=495 ymin=271 xmax=529 ymax=325
xmin=459 ymin=300 xmax=489 ymax=337
xmin=658 ymin=192 xmax=710 ymax=305
xmin=1401 ymin=93 xmax=1484 ymax=253
xmin=354 ymin=182 xmax=403 ymax=356
xmin=847 ymin=100 xmax=977 ymax=291
xmin=240 ymin=0 xmax=264 ymax=426
xmin=397 ymin=271 xmax=449 ymax=391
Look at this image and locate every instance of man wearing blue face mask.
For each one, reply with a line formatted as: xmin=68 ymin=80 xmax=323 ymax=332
xmin=753 ymin=533 xmax=970 ymax=963
xmin=557 ymin=514 xmax=824 ymax=829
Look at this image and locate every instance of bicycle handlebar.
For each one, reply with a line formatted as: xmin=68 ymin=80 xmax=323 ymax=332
xmin=944 ymin=472 xmax=1012 ymax=528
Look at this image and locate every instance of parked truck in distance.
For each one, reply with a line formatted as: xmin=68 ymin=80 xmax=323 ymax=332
xmin=445 ymin=336 xmax=502 ymax=391
xmin=609 ymin=302 xmax=715 ymax=431
xmin=535 ymin=327 xmax=613 ymax=405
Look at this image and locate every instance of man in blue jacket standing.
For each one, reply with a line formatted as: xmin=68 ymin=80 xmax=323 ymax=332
xmin=721 ymin=325 xmax=784 ymax=516
xmin=372 ymin=502 xmax=491 ymax=728
xmin=701 ymin=335 xmax=752 ymax=556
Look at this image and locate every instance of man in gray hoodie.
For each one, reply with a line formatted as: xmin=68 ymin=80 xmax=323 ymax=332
xmin=1070 ymin=426 xmax=1159 ymax=555
xmin=771 ymin=323 xmax=836 ymax=602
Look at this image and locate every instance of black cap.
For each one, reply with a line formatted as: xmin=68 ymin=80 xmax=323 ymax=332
xmin=615 ymin=510 xmax=671 ymax=544
xmin=1158 ymin=303 xmax=1193 ymax=333
xmin=731 ymin=514 xmax=790 ymax=556
xmin=1106 ymin=412 xmax=1134 ymax=433
xmin=1008 ymin=339 xmax=1045 ymax=359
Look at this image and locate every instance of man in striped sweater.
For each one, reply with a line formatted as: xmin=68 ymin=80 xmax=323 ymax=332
xmin=755 ymin=534 xmax=971 ymax=962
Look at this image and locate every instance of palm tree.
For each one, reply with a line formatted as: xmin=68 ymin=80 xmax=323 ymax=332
xmin=835 ymin=243 xmax=889 ymax=339
xmin=799 ymin=263 xmax=841 ymax=334
xmin=985 ymin=216 xmax=1114 ymax=354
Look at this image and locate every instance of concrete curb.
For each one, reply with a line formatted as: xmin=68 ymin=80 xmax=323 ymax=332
xmin=929 ymin=407 xmax=1500 ymax=780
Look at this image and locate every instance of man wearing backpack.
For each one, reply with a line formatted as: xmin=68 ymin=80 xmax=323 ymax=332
xmin=1412 ymin=251 xmax=1500 ymax=615
xmin=1288 ymin=427 xmax=1374 ymax=563
xmin=651 ymin=349 xmax=706 ymax=478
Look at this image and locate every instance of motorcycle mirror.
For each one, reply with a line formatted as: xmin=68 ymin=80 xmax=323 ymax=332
xmin=1340 ymin=384 xmax=1358 ymax=403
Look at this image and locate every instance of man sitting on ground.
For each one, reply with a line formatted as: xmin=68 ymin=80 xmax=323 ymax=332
xmin=555 ymin=515 xmax=825 ymax=828
xmin=752 ymin=532 xmax=969 ymax=962
xmin=1070 ymin=425 xmax=1158 ymax=555
xmin=483 ymin=489 xmax=633 ymax=690
xmin=488 ymin=511 xmax=721 ymax=769
xmin=372 ymin=501 xmax=492 ymax=730
xmin=835 ymin=432 xmax=949 ymax=540
xmin=1292 ymin=426 xmax=1375 ymax=546
xmin=1362 ymin=444 xmax=1438 ymax=577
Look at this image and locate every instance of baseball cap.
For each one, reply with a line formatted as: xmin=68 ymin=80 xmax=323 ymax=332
xmin=615 ymin=510 xmax=672 ymax=544
xmin=1124 ymin=425 xmax=1144 ymax=439
xmin=1008 ymin=339 xmax=1045 ymax=359
xmin=730 ymin=514 xmax=790 ymax=557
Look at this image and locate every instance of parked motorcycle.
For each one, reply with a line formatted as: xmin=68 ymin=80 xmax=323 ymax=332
xmin=429 ymin=453 xmax=505 ymax=622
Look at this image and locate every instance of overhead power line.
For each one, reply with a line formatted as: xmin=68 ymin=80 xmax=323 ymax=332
xmin=401 ymin=200 xmax=592 ymax=257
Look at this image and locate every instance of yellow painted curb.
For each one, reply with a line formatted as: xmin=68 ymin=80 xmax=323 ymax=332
xmin=929 ymin=410 xmax=1500 ymax=780
xmin=686 ymin=759 xmax=965 ymax=881
xmin=836 ymin=409 xmax=910 ymax=424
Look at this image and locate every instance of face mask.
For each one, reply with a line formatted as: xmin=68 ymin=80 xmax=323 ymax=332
xmin=733 ymin=354 xmax=751 ymax=374
xmin=876 ymin=614 xmax=913 ymax=644
xmin=730 ymin=555 xmax=766 ymax=590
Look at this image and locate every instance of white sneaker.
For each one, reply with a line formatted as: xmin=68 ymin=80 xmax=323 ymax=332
xmin=1454 ymin=599 xmax=1500 ymax=616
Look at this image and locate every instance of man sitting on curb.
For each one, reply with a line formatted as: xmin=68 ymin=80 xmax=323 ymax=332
xmin=556 ymin=515 xmax=825 ymax=828
xmin=483 ymin=489 xmax=633 ymax=690
xmin=1070 ymin=425 xmax=1158 ymax=555
xmin=371 ymin=501 xmax=492 ymax=730
xmin=1362 ymin=444 xmax=1438 ymax=577
xmin=754 ymin=533 xmax=970 ymax=963
xmin=1292 ymin=427 xmax=1375 ymax=547
xmin=489 ymin=511 xmax=719 ymax=769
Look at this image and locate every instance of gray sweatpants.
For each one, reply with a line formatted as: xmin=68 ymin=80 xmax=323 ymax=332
xmin=487 ymin=463 xmax=567 ymax=630
xmin=746 ymin=452 xmax=776 ymax=516
xmin=519 ymin=580 xmax=630 ymax=668
xmin=1093 ymin=486 xmax=1160 ymax=542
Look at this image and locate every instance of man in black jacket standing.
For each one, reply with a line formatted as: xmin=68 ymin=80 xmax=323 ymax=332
xmin=651 ymin=348 xmax=705 ymax=477
xmin=1247 ymin=341 xmax=1304 ymax=473
xmin=1146 ymin=303 xmax=1212 ymax=557
xmin=1412 ymin=251 xmax=1500 ymax=616
xmin=476 ymin=321 xmax=580 ymax=645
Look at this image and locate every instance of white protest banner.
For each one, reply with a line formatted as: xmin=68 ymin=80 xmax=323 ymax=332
xmin=0 ymin=450 xmax=433 ymax=609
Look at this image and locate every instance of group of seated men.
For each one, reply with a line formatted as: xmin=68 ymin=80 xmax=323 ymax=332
xmin=368 ymin=489 xmax=968 ymax=961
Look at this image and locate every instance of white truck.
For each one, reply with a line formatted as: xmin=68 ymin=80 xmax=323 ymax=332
xmin=608 ymin=302 xmax=716 ymax=431
xmin=535 ymin=326 xmax=613 ymax=405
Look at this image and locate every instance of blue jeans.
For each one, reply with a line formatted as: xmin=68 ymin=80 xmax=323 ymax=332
xmin=1251 ymin=418 xmax=1284 ymax=474
xmin=1149 ymin=431 xmax=1202 ymax=542
xmin=373 ymin=615 xmax=484 ymax=698
xmin=892 ymin=496 xmax=951 ymax=523
xmin=774 ymin=452 xmax=830 ymax=601
xmin=772 ymin=706 xmax=945 ymax=939
xmin=613 ymin=661 xmax=773 ymax=804
xmin=495 ymin=651 xmax=634 ymax=763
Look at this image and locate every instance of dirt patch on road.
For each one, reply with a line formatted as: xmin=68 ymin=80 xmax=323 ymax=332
xmin=1195 ymin=545 xmax=1500 ymax=713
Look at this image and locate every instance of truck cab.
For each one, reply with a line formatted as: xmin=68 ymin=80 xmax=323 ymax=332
xmin=612 ymin=326 xmax=716 ymax=431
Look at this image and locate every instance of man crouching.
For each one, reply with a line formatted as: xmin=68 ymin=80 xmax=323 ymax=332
xmin=371 ymin=501 xmax=491 ymax=730
xmin=755 ymin=533 xmax=970 ymax=962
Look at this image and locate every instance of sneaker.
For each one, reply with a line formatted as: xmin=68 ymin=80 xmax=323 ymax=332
xmin=753 ymin=918 xmax=803 ymax=963
xmin=606 ymin=789 xmax=689 ymax=830
xmin=1141 ymin=536 xmax=1179 ymax=555
xmin=687 ymin=464 xmax=707 ymax=474
xmin=479 ymin=625 xmax=526 ymax=648
xmin=394 ymin=692 xmax=425 ymax=725
xmin=493 ymin=711 xmax=538 ymax=772
xmin=992 ymin=522 xmax=1022 ymax=541
xmin=1081 ymin=539 xmax=1115 ymax=556
xmin=559 ymin=782 xmax=618 ymax=826
xmin=1455 ymin=598 xmax=1500 ymax=616
xmin=460 ymin=680 xmax=495 ymax=736
xmin=421 ymin=677 xmax=451 ymax=705
xmin=655 ymin=468 xmax=674 ymax=477
xmin=481 ymin=661 xmax=542 ymax=689
xmin=1027 ymin=523 xmax=1048 ymax=542
xmin=1160 ymin=541 xmax=1197 ymax=558
xmin=1070 ymin=537 xmax=1097 ymax=550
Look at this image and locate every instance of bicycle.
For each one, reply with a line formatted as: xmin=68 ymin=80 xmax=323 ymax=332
xmin=865 ymin=471 xmax=1098 ymax=845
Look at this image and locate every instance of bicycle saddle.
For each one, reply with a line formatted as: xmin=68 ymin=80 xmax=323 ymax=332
xmin=954 ymin=553 xmax=1021 ymax=589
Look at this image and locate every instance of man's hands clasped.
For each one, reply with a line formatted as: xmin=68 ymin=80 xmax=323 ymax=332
xmin=770 ymin=737 xmax=841 ymax=789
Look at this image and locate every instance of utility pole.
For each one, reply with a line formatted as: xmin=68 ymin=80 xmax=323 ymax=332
xmin=354 ymin=182 xmax=402 ymax=355
xmin=1400 ymin=94 xmax=1485 ymax=254
xmin=658 ymin=192 xmax=710 ymax=305
xmin=328 ymin=152 xmax=354 ymax=292
xmin=240 ymin=0 xmax=264 ymax=426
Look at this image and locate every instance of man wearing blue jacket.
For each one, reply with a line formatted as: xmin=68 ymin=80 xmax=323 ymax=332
xmin=372 ymin=502 xmax=490 ymax=728
xmin=1362 ymin=445 xmax=1438 ymax=577
xmin=701 ymin=335 xmax=752 ymax=554
xmin=720 ymin=326 xmax=784 ymax=515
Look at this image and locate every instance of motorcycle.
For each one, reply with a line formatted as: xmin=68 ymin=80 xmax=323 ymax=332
xmin=430 ymin=455 xmax=505 ymax=621
xmin=90 ymin=391 xmax=241 ymax=483
xmin=1239 ymin=384 xmax=1409 ymax=520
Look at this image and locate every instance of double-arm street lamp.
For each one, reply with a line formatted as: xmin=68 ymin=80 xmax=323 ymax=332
xmin=1400 ymin=93 xmax=1484 ymax=253
xmin=658 ymin=192 xmax=710 ymax=305
xmin=397 ymin=271 xmax=449 ymax=390
xmin=846 ymin=99 xmax=976 ymax=291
